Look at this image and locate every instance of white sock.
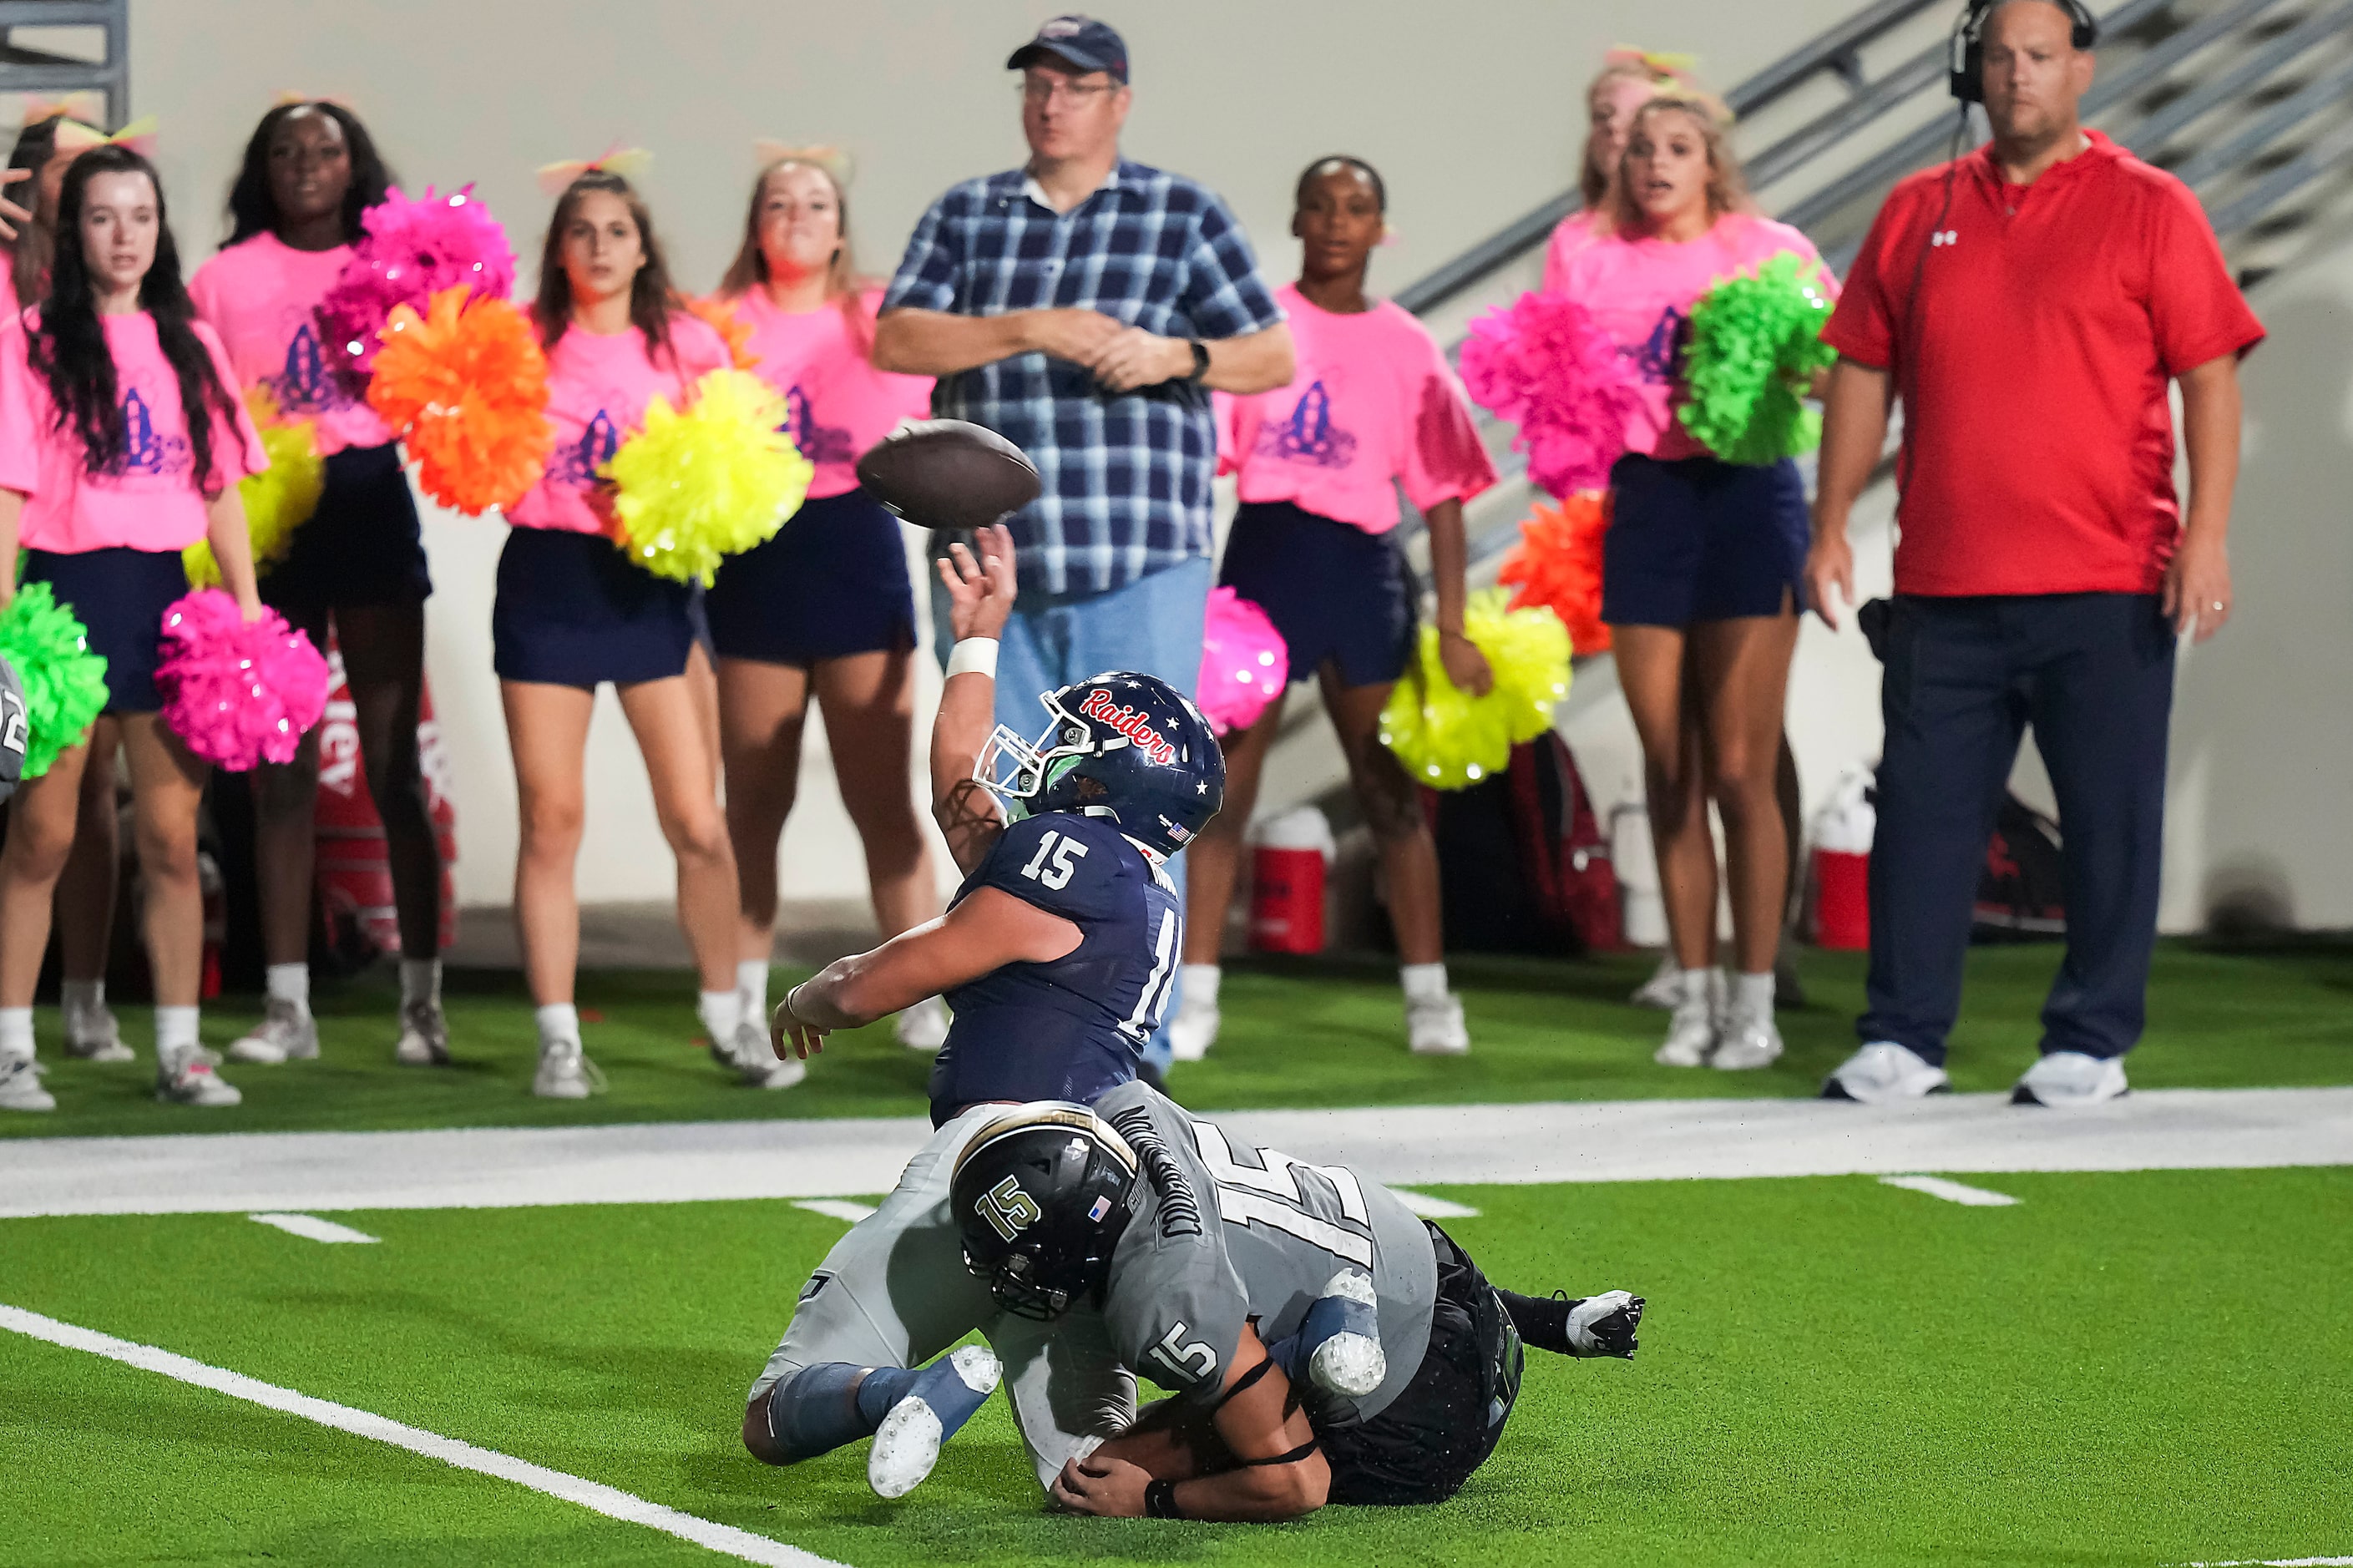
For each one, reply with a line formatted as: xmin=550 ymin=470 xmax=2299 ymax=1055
xmin=1400 ymin=962 xmax=1450 ymax=1006
xmin=1675 ymin=968 xmax=1713 ymax=1008
xmin=736 ymin=959 xmax=771 ymax=1020
xmin=399 ymin=958 xmax=443 ymax=1009
xmin=0 ymin=1007 xmax=33 ymax=1058
xmin=534 ymin=1004 xmax=580 ymax=1047
xmin=1180 ymin=964 xmax=1221 ymax=1010
xmin=155 ymin=1005 xmax=201 ymax=1058
xmin=1733 ymin=970 xmax=1775 ymax=1018
xmin=61 ymin=979 xmax=104 ymax=1018
xmin=265 ymin=963 xmax=311 ymax=1016
xmin=699 ymin=989 xmax=744 ymax=1042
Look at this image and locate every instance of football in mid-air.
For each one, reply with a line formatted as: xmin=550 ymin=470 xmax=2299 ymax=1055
xmin=856 ymin=419 xmax=1041 ymax=530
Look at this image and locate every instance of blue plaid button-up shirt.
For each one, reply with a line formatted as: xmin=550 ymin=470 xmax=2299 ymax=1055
xmin=884 ymin=159 xmax=1285 ymax=597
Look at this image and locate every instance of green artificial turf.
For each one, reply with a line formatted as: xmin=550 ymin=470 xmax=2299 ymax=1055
xmin=2 ymin=1169 xmax=2346 ymax=1565
xmin=8 ymin=940 xmax=2353 ymax=1139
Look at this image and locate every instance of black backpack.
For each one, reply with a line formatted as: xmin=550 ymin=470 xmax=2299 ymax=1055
xmin=1424 ymin=733 xmax=1621 ymax=956
xmin=1973 ymin=794 xmax=2067 ymax=942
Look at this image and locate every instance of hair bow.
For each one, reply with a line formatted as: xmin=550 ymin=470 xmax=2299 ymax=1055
xmin=273 ymin=91 xmax=357 ymax=111
xmin=53 ymin=115 xmax=159 ymax=159
xmin=21 ymin=94 xmax=102 ymax=131
xmin=752 ymin=140 xmax=855 ymax=188
xmin=535 ymin=145 xmax=653 ymax=197
xmin=1603 ymin=46 xmax=1703 ymax=90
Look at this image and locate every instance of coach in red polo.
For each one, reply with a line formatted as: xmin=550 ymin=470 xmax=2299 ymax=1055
xmin=1805 ymin=0 xmax=2263 ymax=1107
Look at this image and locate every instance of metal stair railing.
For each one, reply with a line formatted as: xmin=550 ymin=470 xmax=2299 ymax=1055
xmin=0 ymin=0 xmax=129 ymax=129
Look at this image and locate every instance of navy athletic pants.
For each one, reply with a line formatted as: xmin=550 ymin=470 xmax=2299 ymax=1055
xmin=1860 ymin=593 xmax=2176 ymax=1065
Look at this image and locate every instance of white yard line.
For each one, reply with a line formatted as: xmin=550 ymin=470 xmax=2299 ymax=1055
xmin=1389 ymin=1188 xmax=1483 ymax=1218
xmin=249 ymin=1212 xmax=381 ymax=1243
xmin=2 ymin=1085 xmax=2348 ymax=1220
xmin=2179 ymin=1558 xmax=2353 ymax=1565
xmin=1877 ymin=1175 xmax=2021 ymax=1207
xmin=791 ymin=1200 xmax=878 ymax=1224
xmin=0 ymin=1302 xmax=841 ymax=1567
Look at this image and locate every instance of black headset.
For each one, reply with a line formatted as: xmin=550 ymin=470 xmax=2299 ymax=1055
xmin=1948 ymin=0 xmax=2100 ymax=101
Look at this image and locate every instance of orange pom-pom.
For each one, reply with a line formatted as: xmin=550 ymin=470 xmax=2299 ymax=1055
xmin=1496 ymin=491 xmax=1612 ymax=655
xmin=368 ymin=285 xmax=554 ymax=515
xmin=683 ymin=295 xmax=759 ymax=372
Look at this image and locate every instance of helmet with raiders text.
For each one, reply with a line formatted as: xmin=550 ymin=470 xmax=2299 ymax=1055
xmin=0 ymin=654 xmax=28 ymax=806
xmin=949 ymin=1102 xmax=1139 ymax=1321
xmin=974 ymin=670 xmax=1225 ymax=857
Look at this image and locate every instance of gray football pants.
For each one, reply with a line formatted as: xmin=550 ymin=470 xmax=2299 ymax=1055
xmin=748 ymin=1103 xmax=1136 ymax=1491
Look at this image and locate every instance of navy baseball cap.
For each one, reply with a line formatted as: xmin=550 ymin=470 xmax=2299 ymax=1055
xmin=1007 ymin=16 xmax=1130 ymax=82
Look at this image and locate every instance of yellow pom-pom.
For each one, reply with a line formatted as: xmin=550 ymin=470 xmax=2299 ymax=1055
xmin=184 ymin=390 xmax=326 ymax=589
xmin=608 ymin=367 xmax=814 ymax=584
xmin=1379 ymin=588 xmax=1571 ymax=791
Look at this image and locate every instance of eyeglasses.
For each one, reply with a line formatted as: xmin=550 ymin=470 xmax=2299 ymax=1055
xmin=1019 ymin=77 xmax=1117 ymax=106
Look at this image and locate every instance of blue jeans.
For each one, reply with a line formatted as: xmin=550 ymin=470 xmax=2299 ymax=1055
xmin=931 ymin=552 xmax=1211 ymax=1075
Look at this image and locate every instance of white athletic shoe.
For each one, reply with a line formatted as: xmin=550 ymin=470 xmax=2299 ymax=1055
xmin=731 ymin=1020 xmax=807 ymax=1090
xmin=532 ymin=1036 xmax=604 ymax=1100
xmin=394 ymin=1000 xmax=451 ymax=1066
xmin=1407 ymin=994 xmax=1470 ymax=1055
xmin=2011 ymin=1050 xmax=2129 ymax=1108
xmin=1821 ymin=1040 xmax=1950 ymax=1103
xmin=1630 ymin=956 xmax=1683 ymax=1010
xmin=228 ymin=998 xmax=317 ymax=1065
xmin=1306 ymin=1271 xmax=1387 ymax=1398
xmin=157 ymin=1046 xmax=241 ymax=1107
xmin=893 ymin=995 xmax=950 ymax=1055
xmin=1167 ymin=991 xmax=1219 ymax=1062
xmin=0 ymin=1054 xmax=56 ymax=1113
xmin=868 ymin=1345 xmax=1002 ymax=1500
xmin=63 ymin=1000 xmax=133 ymax=1063
xmin=1710 ymin=1007 xmax=1784 ymax=1070
xmin=1654 ymin=988 xmax=1717 ymax=1067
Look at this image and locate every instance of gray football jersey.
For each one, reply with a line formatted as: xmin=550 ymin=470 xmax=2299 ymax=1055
xmin=1093 ymin=1080 xmax=1438 ymax=1421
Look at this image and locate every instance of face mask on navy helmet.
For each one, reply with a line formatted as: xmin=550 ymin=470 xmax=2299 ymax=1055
xmin=973 ymin=670 xmax=1225 ymax=858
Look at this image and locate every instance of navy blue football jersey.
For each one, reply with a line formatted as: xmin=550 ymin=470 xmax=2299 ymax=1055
xmin=927 ymin=810 xmax=1183 ymax=1125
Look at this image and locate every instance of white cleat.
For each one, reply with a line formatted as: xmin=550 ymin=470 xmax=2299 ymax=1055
xmin=228 ymin=998 xmax=317 ymax=1065
xmin=2011 ymin=1050 xmax=2128 ymax=1108
xmin=731 ymin=1021 xmax=807 ymax=1090
xmin=1654 ymin=989 xmax=1717 ymax=1067
xmin=1307 ymin=1270 xmax=1387 ymax=1398
xmin=0 ymin=1054 xmax=56 ymax=1112
xmin=1821 ymin=1040 xmax=1951 ymax=1103
xmin=1710 ymin=1009 xmax=1784 ymax=1070
xmin=157 ymin=1046 xmax=240 ymax=1108
xmin=893 ymin=995 xmax=950 ymax=1055
xmin=868 ymin=1345 xmax=1001 ymax=1500
xmin=63 ymin=1002 xmax=133 ymax=1063
xmin=1407 ymin=995 xmax=1470 ymax=1056
xmin=1167 ymin=993 xmax=1219 ymax=1062
xmin=395 ymin=1000 xmax=451 ymax=1066
xmin=532 ymin=1036 xmax=604 ymax=1100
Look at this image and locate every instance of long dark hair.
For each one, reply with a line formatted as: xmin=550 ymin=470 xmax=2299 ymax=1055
xmin=224 ymin=100 xmax=395 ymax=247
xmin=532 ymin=170 xmax=679 ymax=364
xmin=5 ymin=114 xmax=78 ymax=305
xmin=32 ymin=145 xmax=239 ymax=492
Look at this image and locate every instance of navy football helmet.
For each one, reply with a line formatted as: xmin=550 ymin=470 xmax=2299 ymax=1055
xmin=976 ymin=671 xmax=1224 ymax=857
xmin=950 ymin=1102 xmax=1139 ymax=1321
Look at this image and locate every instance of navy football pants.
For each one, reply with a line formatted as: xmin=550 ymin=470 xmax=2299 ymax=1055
xmin=1860 ymin=594 xmax=2176 ymax=1065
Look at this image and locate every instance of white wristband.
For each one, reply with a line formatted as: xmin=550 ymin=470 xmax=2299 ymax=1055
xmin=946 ymin=637 xmax=999 ymax=680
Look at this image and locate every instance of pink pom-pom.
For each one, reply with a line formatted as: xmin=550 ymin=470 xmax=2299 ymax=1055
xmin=316 ymin=185 xmax=517 ymax=395
xmin=1197 ymin=586 xmax=1289 ymax=736
xmin=1459 ymin=291 xmax=1642 ymax=498
xmin=154 ymin=590 xmax=330 ymax=771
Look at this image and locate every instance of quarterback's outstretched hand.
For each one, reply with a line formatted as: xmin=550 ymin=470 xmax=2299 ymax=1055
xmin=1566 ymin=1291 xmax=1645 ymax=1359
xmin=938 ymin=524 xmax=1017 ymax=644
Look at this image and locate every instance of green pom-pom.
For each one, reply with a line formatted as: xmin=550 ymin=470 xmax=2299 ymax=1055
xmin=1677 ymin=252 xmax=1837 ymax=465
xmin=0 ymin=581 xmax=109 ymax=778
xmin=609 ymin=368 xmax=814 ymax=585
xmin=185 ymin=412 xmax=326 ymax=588
xmin=1379 ymin=588 xmax=1572 ymax=791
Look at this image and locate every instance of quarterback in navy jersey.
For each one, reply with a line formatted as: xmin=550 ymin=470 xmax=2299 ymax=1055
xmin=744 ymin=524 xmax=1227 ymax=1498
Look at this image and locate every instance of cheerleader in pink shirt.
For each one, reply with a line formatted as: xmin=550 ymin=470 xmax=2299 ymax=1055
xmin=502 ymin=166 xmax=782 ymax=1098
xmin=1171 ymin=157 xmax=1499 ymax=1060
xmin=187 ymin=99 xmax=450 ymax=1072
xmin=0 ymin=144 xmax=269 ymax=1112
xmin=702 ymin=151 xmax=946 ymax=1054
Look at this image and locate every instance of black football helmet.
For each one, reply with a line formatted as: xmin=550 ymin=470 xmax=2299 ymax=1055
xmin=0 ymin=653 xmax=28 ymax=806
xmin=949 ymin=1103 xmax=1139 ymax=1321
xmin=974 ymin=671 xmax=1225 ymax=857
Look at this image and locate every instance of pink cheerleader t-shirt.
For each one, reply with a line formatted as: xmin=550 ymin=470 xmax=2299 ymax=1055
xmin=188 ymin=231 xmax=393 ymax=454
xmin=1548 ymin=210 xmax=1835 ymax=461
xmin=724 ymin=287 xmax=932 ymax=499
xmin=1222 ymin=282 xmax=1498 ymax=534
xmin=0 ymin=311 xmax=269 ymax=553
xmin=503 ymin=314 xmax=732 ymax=536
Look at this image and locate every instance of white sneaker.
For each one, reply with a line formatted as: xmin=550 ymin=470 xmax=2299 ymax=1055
xmin=893 ymin=995 xmax=950 ymax=1055
xmin=1654 ymin=986 xmax=1717 ymax=1067
xmin=157 ymin=1046 xmax=241 ymax=1107
xmin=731 ymin=1020 xmax=807 ymax=1090
xmin=1407 ymin=994 xmax=1470 ymax=1055
xmin=0 ymin=1054 xmax=56 ymax=1112
xmin=1630 ymin=956 xmax=1683 ymax=1009
xmin=63 ymin=1001 xmax=133 ymax=1063
xmin=532 ymin=1036 xmax=604 ymax=1099
xmin=868 ymin=1346 xmax=1002 ymax=1501
xmin=228 ymin=998 xmax=317 ymax=1065
xmin=1710 ymin=1008 xmax=1784 ymax=1070
xmin=1821 ymin=1040 xmax=1950 ymax=1103
xmin=395 ymin=1000 xmax=451 ymax=1065
xmin=2011 ymin=1050 xmax=2128 ymax=1108
xmin=1167 ymin=991 xmax=1219 ymax=1062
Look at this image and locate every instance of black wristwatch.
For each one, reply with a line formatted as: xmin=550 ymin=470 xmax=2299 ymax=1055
xmin=1144 ymin=1478 xmax=1185 ymax=1518
xmin=1185 ymin=339 xmax=1210 ymax=383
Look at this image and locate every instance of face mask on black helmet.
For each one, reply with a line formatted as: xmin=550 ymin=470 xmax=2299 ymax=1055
xmin=972 ymin=670 xmax=1227 ymax=859
xmin=950 ymin=1102 xmax=1141 ymax=1321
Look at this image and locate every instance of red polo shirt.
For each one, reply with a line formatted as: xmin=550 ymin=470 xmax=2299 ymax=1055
xmin=1824 ymin=132 xmax=2264 ymax=597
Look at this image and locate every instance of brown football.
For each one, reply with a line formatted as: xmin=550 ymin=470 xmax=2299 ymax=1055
xmin=856 ymin=419 xmax=1041 ymax=530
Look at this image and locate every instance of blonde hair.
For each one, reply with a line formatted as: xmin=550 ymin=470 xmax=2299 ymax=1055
xmin=1580 ymin=61 xmax=1665 ymax=210
xmin=1600 ymin=94 xmax=1753 ymax=235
